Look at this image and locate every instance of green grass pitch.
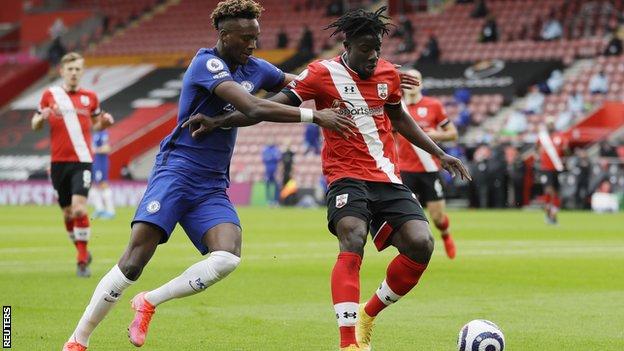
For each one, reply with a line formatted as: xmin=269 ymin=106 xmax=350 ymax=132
xmin=1 ymin=206 xmax=623 ymax=350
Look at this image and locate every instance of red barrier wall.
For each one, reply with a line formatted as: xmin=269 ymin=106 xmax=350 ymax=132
xmin=0 ymin=0 xmax=23 ymax=23
xmin=20 ymin=10 xmax=92 ymax=46
xmin=0 ymin=60 xmax=49 ymax=108
xmin=108 ymin=104 xmax=178 ymax=179
xmin=565 ymin=102 xmax=624 ymax=146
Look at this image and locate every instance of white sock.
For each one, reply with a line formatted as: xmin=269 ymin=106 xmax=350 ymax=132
xmin=91 ymin=187 xmax=104 ymax=213
xmin=69 ymin=265 xmax=134 ymax=346
xmin=102 ymin=187 xmax=115 ymax=214
xmin=334 ymin=302 xmax=359 ymax=327
xmin=145 ymin=251 xmax=240 ymax=306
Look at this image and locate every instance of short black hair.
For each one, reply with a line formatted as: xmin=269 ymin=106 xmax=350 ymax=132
xmin=211 ymin=0 xmax=264 ymax=30
xmin=324 ymin=6 xmax=393 ymax=41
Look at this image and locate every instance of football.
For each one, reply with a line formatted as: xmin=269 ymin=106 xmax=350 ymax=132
xmin=457 ymin=319 xmax=505 ymax=351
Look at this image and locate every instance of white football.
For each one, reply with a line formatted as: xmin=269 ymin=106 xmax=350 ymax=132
xmin=457 ymin=319 xmax=505 ymax=351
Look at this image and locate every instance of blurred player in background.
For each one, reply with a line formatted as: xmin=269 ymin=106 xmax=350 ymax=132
xmin=61 ymin=1 xmax=352 ymax=350
xmin=31 ymin=52 xmax=114 ymax=278
xmin=396 ymin=69 xmax=459 ymax=259
xmin=537 ymin=117 xmax=568 ymax=224
xmin=189 ymin=7 xmax=471 ymax=351
xmin=91 ymin=129 xmax=115 ymax=219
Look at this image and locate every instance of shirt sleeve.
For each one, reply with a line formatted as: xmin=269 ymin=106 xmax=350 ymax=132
xmin=38 ymin=90 xmax=51 ymax=110
xmin=191 ymin=54 xmax=233 ymax=93
xmin=386 ymin=69 xmax=402 ymax=105
xmin=91 ymin=93 xmax=102 ymax=117
xmin=257 ymin=58 xmax=286 ymax=92
xmin=435 ymin=100 xmax=450 ymax=127
xmin=282 ymin=62 xmax=322 ymax=104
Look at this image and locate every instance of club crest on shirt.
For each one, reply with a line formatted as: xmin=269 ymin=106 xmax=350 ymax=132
xmin=377 ymin=83 xmax=388 ymax=99
xmin=147 ymin=200 xmax=161 ymax=214
xmin=335 ymin=193 xmax=348 ymax=208
xmin=417 ymin=107 xmax=428 ymax=117
xmin=241 ymin=81 xmax=254 ymax=92
xmin=206 ymin=58 xmax=225 ymax=73
xmin=80 ymin=95 xmax=90 ymax=107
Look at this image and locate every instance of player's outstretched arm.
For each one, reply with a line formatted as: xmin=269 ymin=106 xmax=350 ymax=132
xmin=386 ymin=103 xmax=472 ymax=180
xmin=427 ymin=122 xmax=459 ymax=142
xmin=31 ymin=108 xmax=52 ymax=131
xmin=183 ymin=85 xmax=355 ymax=138
xmin=92 ymin=112 xmax=114 ymax=131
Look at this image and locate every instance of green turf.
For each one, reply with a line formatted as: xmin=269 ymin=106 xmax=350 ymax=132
xmin=0 ymin=206 xmax=623 ymax=350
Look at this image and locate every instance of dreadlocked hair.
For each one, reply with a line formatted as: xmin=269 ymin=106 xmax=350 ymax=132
xmin=324 ymin=6 xmax=393 ymax=40
xmin=211 ymin=0 xmax=264 ymax=29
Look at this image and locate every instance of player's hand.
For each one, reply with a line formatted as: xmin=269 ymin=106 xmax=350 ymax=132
xmin=40 ymin=107 xmax=53 ymax=120
xmin=394 ymin=64 xmax=420 ymax=90
xmin=100 ymin=112 xmax=114 ymax=128
xmin=440 ymin=153 xmax=472 ymax=181
xmin=182 ymin=113 xmax=222 ymax=138
xmin=313 ymin=108 xmax=356 ymax=139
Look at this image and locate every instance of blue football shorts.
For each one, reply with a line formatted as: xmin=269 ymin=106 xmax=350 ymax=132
xmin=132 ymin=168 xmax=241 ymax=254
xmin=92 ymin=157 xmax=109 ymax=183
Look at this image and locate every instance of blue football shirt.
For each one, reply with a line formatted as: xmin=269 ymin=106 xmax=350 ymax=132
xmin=92 ymin=130 xmax=109 ymax=164
xmin=155 ymin=47 xmax=285 ymax=184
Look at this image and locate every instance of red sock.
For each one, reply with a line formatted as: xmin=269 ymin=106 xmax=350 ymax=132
xmin=364 ymin=254 xmax=427 ymax=317
xmin=435 ymin=215 xmax=450 ymax=235
xmin=64 ymin=218 xmax=76 ymax=244
xmin=331 ymin=252 xmax=361 ymax=348
xmin=74 ymin=215 xmax=90 ymax=264
xmin=551 ymin=195 xmax=561 ymax=208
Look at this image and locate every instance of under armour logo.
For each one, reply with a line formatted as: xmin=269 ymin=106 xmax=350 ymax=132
xmin=344 ymin=86 xmax=355 ymax=93
xmin=109 ymin=290 xmax=121 ymax=298
xmin=384 ymin=295 xmax=397 ymax=303
xmin=343 ymin=312 xmax=357 ymax=319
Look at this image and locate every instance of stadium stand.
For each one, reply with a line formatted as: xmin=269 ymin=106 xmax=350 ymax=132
xmin=383 ymin=0 xmax=612 ymax=65
xmin=1 ymin=0 xmax=622 ymax=209
xmin=91 ymin=0 xmax=339 ymax=56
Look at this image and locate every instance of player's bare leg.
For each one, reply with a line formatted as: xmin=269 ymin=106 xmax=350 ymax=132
xmin=427 ymin=200 xmax=455 ymax=259
xmin=332 ymin=216 xmax=367 ymax=350
xmin=63 ymin=223 xmax=162 ymax=350
xmin=129 ymin=223 xmax=241 ymax=347
xmin=71 ymin=195 xmax=93 ymax=277
xmin=358 ymin=220 xmax=433 ymax=351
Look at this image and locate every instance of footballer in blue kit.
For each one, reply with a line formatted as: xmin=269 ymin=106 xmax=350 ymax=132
xmin=62 ymin=1 xmax=353 ymax=350
xmin=92 ymin=130 xmax=110 ymax=184
xmin=132 ymin=46 xmax=286 ymax=254
xmin=91 ymin=130 xmax=116 ymax=219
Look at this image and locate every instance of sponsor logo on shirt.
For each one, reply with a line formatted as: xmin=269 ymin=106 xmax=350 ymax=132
xmin=332 ymin=99 xmax=384 ymax=117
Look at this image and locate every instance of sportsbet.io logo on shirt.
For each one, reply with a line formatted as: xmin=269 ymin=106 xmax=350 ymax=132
xmin=332 ymin=99 xmax=384 ymax=117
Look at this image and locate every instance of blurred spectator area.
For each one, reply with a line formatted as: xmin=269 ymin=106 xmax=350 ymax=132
xmin=384 ymin=0 xmax=617 ymax=65
xmin=231 ymin=123 xmax=322 ymax=188
xmin=89 ymin=0 xmax=344 ymax=56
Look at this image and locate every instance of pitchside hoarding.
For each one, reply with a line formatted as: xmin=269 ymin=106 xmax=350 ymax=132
xmin=0 ymin=181 xmax=252 ymax=206
xmin=415 ymin=60 xmax=563 ymax=101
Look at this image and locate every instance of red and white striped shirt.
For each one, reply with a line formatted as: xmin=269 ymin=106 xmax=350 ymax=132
xmin=287 ymin=55 xmax=402 ymax=185
xmin=39 ymin=86 xmax=101 ymax=163
xmin=538 ymin=129 xmax=567 ymax=172
xmin=397 ymin=96 xmax=449 ymax=173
